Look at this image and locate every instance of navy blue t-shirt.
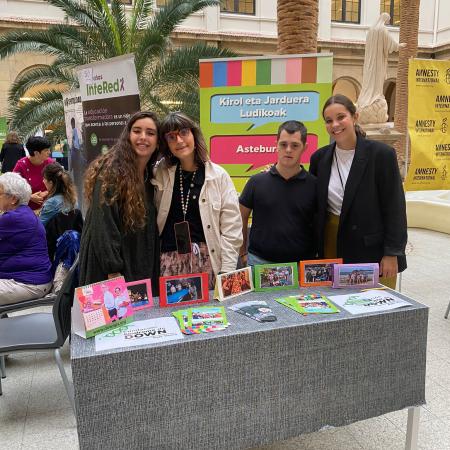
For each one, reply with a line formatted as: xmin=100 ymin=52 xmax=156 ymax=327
xmin=239 ymin=165 xmax=317 ymax=262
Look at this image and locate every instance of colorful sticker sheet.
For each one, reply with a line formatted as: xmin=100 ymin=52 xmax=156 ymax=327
xmin=275 ymin=293 xmax=340 ymax=315
xmin=172 ymin=306 xmax=229 ymax=335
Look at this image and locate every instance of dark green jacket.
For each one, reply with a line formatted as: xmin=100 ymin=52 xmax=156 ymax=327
xmin=78 ymin=178 xmax=159 ymax=291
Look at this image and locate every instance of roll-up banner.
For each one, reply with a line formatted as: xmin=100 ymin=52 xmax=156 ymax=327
xmin=199 ymin=53 xmax=333 ymax=193
xmin=405 ymin=59 xmax=450 ymax=190
xmin=62 ymin=89 xmax=86 ymax=212
xmin=76 ymin=54 xmax=140 ymax=163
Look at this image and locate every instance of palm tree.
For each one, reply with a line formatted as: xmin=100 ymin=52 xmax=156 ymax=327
xmin=0 ymin=0 xmax=234 ymax=138
xmin=277 ymin=0 xmax=318 ymax=54
xmin=394 ymin=0 xmax=421 ymax=175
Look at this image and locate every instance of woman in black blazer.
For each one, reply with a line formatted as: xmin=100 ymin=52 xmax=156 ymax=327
xmin=309 ymin=94 xmax=407 ymax=289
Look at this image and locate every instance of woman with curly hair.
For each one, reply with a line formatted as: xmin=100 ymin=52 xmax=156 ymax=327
xmin=78 ymin=111 xmax=160 ymax=287
xmin=153 ymin=112 xmax=242 ymax=289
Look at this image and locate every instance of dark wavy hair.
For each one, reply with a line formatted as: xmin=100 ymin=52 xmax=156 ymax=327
xmin=322 ymin=94 xmax=367 ymax=138
xmin=159 ymin=112 xmax=209 ymax=167
xmin=84 ymin=111 xmax=160 ymax=231
xmin=43 ymin=162 xmax=77 ymax=210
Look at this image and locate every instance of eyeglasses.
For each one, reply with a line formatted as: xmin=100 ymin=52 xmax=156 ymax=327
xmin=164 ymin=128 xmax=191 ymax=144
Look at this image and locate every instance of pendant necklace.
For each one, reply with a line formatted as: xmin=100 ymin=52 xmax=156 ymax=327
xmin=179 ymin=165 xmax=197 ymax=221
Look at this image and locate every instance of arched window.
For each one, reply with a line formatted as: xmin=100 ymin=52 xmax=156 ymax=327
xmin=332 ymin=77 xmax=361 ymax=103
xmin=331 ymin=0 xmax=361 ymax=24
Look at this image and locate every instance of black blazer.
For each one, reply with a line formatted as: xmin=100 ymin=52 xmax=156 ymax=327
xmin=309 ymin=135 xmax=407 ymax=272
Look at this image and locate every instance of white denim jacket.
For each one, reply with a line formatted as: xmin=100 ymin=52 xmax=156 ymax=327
xmin=152 ymin=160 xmax=243 ymax=275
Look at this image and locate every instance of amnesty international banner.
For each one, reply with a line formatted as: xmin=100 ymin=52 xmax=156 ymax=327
xmin=77 ymin=54 xmax=140 ymax=163
xmin=405 ymin=59 xmax=450 ymax=190
xmin=199 ymin=54 xmax=333 ymax=193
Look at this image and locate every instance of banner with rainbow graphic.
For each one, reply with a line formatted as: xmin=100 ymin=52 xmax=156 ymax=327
xmin=199 ymin=53 xmax=333 ymax=193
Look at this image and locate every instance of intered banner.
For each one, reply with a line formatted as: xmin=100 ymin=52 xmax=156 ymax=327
xmin=76 ymin=54 xmax=140 ymax=163
xmin=405 ymin=59 xmax=450 ymax=190
xmin=199 ymin=54 xmax=332 ymax=192
xmin=62 ymin=89 xmax=86 ymax=212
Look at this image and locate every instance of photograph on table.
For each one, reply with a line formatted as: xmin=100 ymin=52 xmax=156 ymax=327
xmin=299 ymin=258 xmax=343 ymax=287
xmin=254 ymin=262 xmax=299 ymax=292
xmin=332 ymin=263 xmax=379 ymax=289
xmin=217 ymin=267 xmax=253 ymax=301
xmin=125 ymin=279 xmax=153 ymax=311
xmin=159 ymin=272 xmax=209 ymax=307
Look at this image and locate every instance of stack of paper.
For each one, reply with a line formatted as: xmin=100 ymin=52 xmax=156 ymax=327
xmin=275 ymin=293 xmax=340 ymax=315
xmin=173 ymin=305 xmax=229 ymax=334
xmin=228 ymin=300 xmax=277 ymax=322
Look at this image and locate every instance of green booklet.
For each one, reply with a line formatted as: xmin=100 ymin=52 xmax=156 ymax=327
xmin=172 ymin=305 xmax=229 ymax=334
xmin=275 ymin=293 xmax=340 ymax=315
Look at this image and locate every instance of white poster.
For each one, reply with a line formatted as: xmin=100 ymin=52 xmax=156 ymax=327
xmin=95 ymin=317 xmax=184 ymax=352
xmin=328 ymin=290 xmax=412 ymax=315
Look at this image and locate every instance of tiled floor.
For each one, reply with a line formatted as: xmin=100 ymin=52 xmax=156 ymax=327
xmin=1 ymin=227 xmax=450 ymax=449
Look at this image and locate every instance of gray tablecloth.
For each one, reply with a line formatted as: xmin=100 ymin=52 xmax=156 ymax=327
xmin=71 ymin=287 xmax=428 ymax=450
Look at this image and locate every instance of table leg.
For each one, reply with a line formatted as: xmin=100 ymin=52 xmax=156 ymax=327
xmin=405 ymin=406 xmax=420 ymax=450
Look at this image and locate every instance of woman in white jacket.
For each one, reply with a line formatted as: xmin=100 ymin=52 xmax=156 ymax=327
xmin=153 ymin=112 xmax=243 ymax=289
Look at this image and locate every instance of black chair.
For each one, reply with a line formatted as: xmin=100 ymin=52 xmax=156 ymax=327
xmin=0 ymin=257 xmax=78 ymax=411
xmin=45 ymin=209 xmax=83 ymax=261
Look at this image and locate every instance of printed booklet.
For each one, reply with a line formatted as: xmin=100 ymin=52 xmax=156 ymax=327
xmin=229 ymin=300 xmax=277 ymax=322
xmin=172 ymin=305 xmax=229 ymax=334
xmin=95 ymin=317 xmax=184 ymax=352
xmin=275 ymin=293 xmax=340 ymax=315
xmin=328 ymin=289 xmax=412 ymax=315
xmin=72 ymin=276 xmax=134 ymax=339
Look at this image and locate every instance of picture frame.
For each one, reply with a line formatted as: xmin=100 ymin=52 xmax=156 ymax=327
xmin=159 ymin=272 xmax=209 ymax=307
xmin=125 ymin=279 xmax=153 ymax=311
xmin=332 ymin=263 xmax=379 ymax=289
xmin=216 ymin=267 xmax=254 ymax=301
xmin=254 ymin=262 xmax=299 ymax=292
xmin=299 ymin=258 xmax=343 ymax=287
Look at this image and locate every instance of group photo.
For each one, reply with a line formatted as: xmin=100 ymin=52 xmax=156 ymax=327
xmin=0 ymin=0 xmax=449 ymax=449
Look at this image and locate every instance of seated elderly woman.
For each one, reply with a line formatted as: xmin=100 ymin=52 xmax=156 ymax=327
xmin=0 ymin=172 xmax=52 ymax=305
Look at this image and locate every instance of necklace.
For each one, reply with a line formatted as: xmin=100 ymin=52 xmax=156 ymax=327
xmin=179 ymin=165 xmax=197 ymax=220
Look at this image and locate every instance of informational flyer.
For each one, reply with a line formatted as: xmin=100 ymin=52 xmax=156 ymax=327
xmin=199 ymin=53 xmax=332 ymax=193
xmin=405 ymin=59 xmax=450 ymax=190
xmin=76 ymin=54 xmax=140 ymax=163
xmin=95 ymin=317 xmax=184 ymax=352
xmin=328 ymin=290 xmax=412 ymax=315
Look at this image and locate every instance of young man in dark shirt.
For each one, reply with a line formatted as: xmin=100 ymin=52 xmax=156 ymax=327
xmin=239 ymin=120 xmax=317 ymax=266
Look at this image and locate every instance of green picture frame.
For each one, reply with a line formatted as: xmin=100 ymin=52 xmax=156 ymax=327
xmin=253 ymin=262 xmax=299 ymax=292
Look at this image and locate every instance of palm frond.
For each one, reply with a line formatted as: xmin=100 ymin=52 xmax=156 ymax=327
xmin=110 ymin=0 xmax=129 ymax=53
xmin=8 ymin=65 xmax=77 ymax=103
xmin=127 ymin=0 xmax=154 ymax=49
xmin=8 ymin=90 xmax=64 ymax=138
xmin=47 ymin=0 xmax=102 ymax=30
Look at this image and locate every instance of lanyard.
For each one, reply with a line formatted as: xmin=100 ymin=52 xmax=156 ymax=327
xmin=334 ymin=149 xmax=345 ymax=192
xmin=179 ymin=165 xmax=197 ymax=221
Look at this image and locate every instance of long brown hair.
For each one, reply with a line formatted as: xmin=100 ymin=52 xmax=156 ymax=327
xmin=43 ymin=163 xmax=77 ymax=209
xmin=84 ymin=111 xmax=160 ymax=231
xmin=322 ymin=94 xmax=367 ymax=137
xmin=159 ymin=112 xmax=209 ymax=167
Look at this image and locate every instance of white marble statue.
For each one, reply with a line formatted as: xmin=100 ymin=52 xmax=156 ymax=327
xmin=356 ymin=13 xmax=406 ymax=124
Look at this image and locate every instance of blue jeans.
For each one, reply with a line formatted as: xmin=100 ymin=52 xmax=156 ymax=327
xmin=247 ymin=252 xmax=273 ymax=267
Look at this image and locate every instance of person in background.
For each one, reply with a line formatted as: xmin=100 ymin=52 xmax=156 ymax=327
xmin=79 ymin=111 xmax=160 ymax=288
xmin=13 ymin=136 xmax=54 ymax=210
xmin=0 ymin=172 xmax=52 ymax=305
xmin=153 ymin=112 xmax=243 ymax=290
xmin=309 ymin=94 xmax=407 ymax=289
xmin=40 ymin=162 xmax=77 ymax=226
xmin=0 ymin=131 xmax=25 ymax=173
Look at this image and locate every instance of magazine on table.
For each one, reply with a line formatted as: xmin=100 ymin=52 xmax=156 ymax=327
xmin=275 ymin=293 xmax=340 ymax=315
xmin=328 ymin=289 xmax=412 ymax=315
xmin=229 ymin=300 xmax=277 ymax=322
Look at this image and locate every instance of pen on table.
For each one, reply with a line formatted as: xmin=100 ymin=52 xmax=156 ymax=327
xmin=361 ymin=287 xmax=387 ymax=291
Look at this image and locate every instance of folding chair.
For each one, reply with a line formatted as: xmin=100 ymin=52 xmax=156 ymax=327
xmin=0 ymin=257 xmax=78 ymax=412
